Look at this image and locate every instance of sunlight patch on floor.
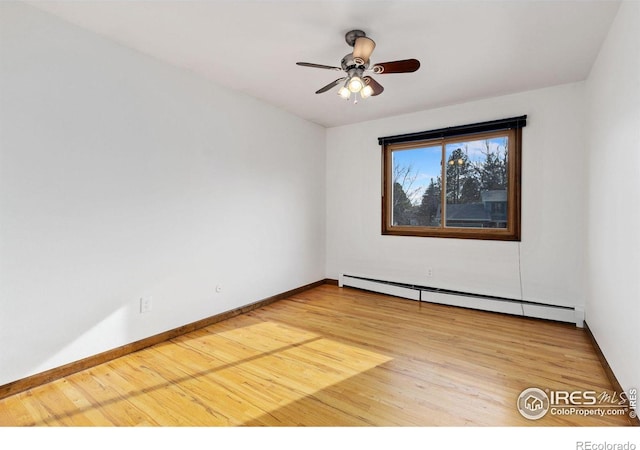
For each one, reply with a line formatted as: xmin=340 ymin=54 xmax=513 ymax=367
xmin=181 ymin=320 xmax=394 ymax=424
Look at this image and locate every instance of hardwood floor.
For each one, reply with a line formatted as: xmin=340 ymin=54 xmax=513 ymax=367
xmin=0 ymin=284 xmax=633 ymax=426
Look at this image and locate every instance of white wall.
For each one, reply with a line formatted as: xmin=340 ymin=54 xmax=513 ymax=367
xmin=0 ymin=3 xmax=326 ymax=386
xmin=585 ymin=1 xmax=639 ymax=394
xmin=326 ymin=82 xmax=587 ymax=307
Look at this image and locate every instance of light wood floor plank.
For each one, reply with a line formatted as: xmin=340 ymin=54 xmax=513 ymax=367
xmin=0 ymin=284 xmax=633 ymax=426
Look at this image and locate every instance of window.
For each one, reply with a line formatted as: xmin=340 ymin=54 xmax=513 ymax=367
xmin=380 ymin=116 xmax=526 ymax=241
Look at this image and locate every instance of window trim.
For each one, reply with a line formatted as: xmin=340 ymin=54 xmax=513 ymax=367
xmin=381 ymin=117 xmax=525 ymax=241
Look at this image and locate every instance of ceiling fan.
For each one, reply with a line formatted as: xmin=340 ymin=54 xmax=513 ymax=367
xmin=296 ymin=29 xmax=420 ymax=102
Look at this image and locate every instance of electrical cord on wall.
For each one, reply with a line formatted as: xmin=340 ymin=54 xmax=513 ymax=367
xmin=518 ymin=241 xmax=525 ymax=316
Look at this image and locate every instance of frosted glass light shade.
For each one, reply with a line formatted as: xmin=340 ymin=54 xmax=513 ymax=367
xmin=348 ymin=76 xmax=364 ymax=93
xmin=361 ymin=85 xmax=374 ymax=99
xmin=338 ymin=86 xmax=351 ymax=99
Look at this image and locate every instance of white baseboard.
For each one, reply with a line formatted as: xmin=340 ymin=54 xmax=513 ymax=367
xmin=340 ymin=274 xmax=582 ymax=327
xmin=339 ymin=274 xmax=420 ymax=300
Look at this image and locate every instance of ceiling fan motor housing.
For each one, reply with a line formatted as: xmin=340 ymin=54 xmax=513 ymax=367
xmin=344 ymin=29 xmax=367 ymax=47
xmin=341 ymin=53 xmax=369 ymax=72
xmin=344 ymin=30 xmax=372 ymax=66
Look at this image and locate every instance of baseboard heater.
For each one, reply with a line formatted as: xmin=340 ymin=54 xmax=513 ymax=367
xmin=339 ymin=274 xmax=584 ymax=327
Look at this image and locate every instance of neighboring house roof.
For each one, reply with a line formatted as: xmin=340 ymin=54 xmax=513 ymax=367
xmin=435 ymin=190 xmax=508 ymax=223
xmin=437 ymin=203 xmax=489 ymax=222
xmin=481 ymin=190 xmax=507 ymax=203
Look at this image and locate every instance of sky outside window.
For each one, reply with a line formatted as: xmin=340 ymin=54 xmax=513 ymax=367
xmin=392 ymin=137 xmax=508 ymax=205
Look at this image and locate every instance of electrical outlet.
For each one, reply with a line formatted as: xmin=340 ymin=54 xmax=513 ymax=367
xmin=140 ymin=296 xmax=152 ymax=313
xmin=427 ymin=268 xmax=433 ymax=277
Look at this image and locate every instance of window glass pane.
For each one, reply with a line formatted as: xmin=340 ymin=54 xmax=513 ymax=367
xmin=391 ymin=146 xmax=442 ymax=227
xmin=444 ymin=136 xmax=508 ymax=229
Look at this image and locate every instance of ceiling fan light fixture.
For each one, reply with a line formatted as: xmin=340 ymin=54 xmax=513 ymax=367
xmin=338 ymin=86 xmax=351 ymax=99
xmin=360 ymin=84 xmax=374 ymax=99
xmin=297 ymin=29 xmax=419 ymax=102
xmin=348 ymin=76 xmax=365 ymax=93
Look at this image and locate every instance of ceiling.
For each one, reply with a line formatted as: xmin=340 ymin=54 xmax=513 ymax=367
xmin=29 ymin=1 xmax=620 ymax=128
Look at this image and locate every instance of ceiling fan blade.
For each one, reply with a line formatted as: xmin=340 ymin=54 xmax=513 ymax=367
xmin=297 ymin=62 xmax=342 ymax=71
xmin=363 ymin=76 xmax=384 ymax=96
xmin=353 ymin=36 xmax=376 ymax=64
xmin=315 ymin=77 xmax=347 ymax=94
xmin=372 ymin=59 xmax=420 ymax=74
